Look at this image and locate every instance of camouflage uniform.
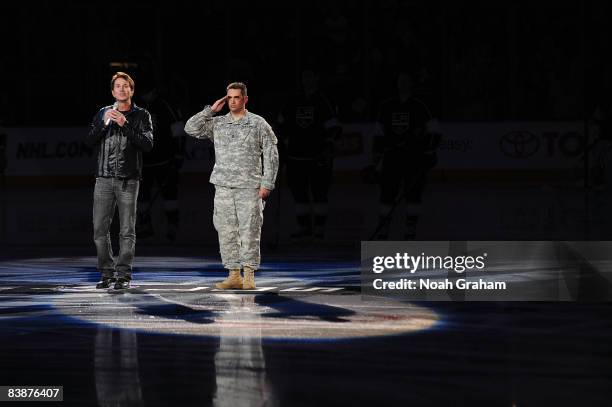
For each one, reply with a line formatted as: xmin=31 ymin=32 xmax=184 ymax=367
xmin=185 ymin=106 xmax=279 ymax=269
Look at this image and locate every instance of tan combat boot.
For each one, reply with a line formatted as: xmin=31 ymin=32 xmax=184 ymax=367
xmin=215 ymin=269 xmax=243 ymax=289
xmin=242 ymin=266 xmax=256 ymax=289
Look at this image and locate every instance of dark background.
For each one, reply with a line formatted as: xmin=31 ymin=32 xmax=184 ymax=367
xmin=0 ymin=0 xmax=611 ymax=245
xmin=2 ymin=0 xmax=609 ymax=124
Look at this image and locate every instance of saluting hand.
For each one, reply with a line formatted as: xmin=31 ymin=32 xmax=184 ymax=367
xmin=211 ymin=96 xmax=228 ymax=113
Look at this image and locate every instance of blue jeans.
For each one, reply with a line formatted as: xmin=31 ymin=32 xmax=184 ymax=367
xmin=93 ymin=177 xmax=139 ymax=280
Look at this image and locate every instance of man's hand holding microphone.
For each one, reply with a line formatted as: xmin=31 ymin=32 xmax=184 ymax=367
xmin=104 ymin=103 xmax=128 ymax=127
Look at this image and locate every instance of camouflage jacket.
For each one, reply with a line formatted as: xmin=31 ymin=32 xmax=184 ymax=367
xmin=185 ymin=106 xmax=279 ymax=190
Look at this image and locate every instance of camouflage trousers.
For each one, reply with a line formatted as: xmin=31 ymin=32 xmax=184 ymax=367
xmin=213 ymin=186 xmax=264 ymax=270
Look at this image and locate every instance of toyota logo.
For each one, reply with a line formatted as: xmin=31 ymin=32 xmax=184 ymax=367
xmin=500 ymin=131 xmax=540 ymax=158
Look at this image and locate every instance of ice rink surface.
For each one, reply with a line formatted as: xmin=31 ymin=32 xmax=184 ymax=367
xmin=1 ymin=249 xmax=611 ymax=406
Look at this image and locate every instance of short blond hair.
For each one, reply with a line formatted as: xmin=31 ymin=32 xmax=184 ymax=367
xmin=111 ymin=72 xmax=135 ymax=90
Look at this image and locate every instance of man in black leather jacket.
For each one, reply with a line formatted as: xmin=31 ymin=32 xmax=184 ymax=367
xmin=87 ymin=72 xmax=154 ymax=289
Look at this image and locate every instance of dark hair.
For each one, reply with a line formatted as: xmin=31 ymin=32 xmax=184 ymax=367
xmin=226 ymin=82 xmax=247 ymax=96
xmin=111 ymin=72 xmax=135 ymax=90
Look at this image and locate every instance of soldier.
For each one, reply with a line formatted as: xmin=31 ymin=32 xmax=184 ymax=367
xmin=184 ymin=82 xmax=279 ymax=289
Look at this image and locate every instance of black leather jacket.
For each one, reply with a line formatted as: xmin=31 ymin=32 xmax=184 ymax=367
xmin=87 ymin=103 xmax=154 ymax=179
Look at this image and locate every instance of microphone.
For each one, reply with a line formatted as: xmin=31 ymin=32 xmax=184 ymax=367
xmin=105 ymin=102 xmax=119 ymax=126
